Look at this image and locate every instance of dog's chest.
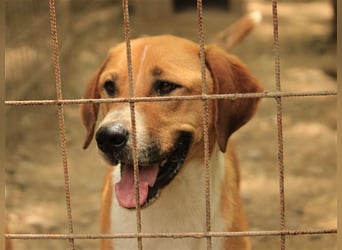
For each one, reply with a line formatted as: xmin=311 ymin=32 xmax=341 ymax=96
xmin=109 ymin=157 xmax=227 ymax=250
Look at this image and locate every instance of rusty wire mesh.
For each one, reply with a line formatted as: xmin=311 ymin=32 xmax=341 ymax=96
xmin=5 ymin=0 xmax=337 ymax=250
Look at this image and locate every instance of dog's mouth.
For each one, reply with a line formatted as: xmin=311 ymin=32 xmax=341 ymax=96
xmin=114 ymin=132 xmax=192 ymax=209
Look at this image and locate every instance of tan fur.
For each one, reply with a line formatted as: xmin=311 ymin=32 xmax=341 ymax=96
xmin=216 ymin=11 xmax=262 ymax=51
xmin=221 ymin=143 xmax=251 ymax=249
xmin=5 ymin=226 xmax=12 ymax=250
xmin=100 ymin=167 xmax=114 ymax=250
xmin=81 ymin=35 xmax=263 ymax=250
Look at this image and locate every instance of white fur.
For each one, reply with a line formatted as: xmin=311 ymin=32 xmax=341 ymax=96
xmin=248 ymin=10 xmax=262 ymax=24
xmin=136 ymin=45 xmax=149 ymax=86
xmin=110 ymin=145 xmax=228 ymax=250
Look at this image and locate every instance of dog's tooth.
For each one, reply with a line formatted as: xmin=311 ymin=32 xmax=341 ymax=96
xmin=160 ymin=159 xmax=167 ymax=167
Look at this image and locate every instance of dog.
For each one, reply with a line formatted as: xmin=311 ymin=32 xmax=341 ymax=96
xmin=81 ymin=33 xmax=263 ymax=250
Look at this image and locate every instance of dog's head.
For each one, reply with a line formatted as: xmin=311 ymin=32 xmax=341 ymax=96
xmin=80 ymin=35 xmax=263 ymax=209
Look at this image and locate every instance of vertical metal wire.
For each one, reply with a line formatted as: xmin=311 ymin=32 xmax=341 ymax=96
xmin=197 ymin=1 xmax=212 ymax=249
xmin=272 ymin=1 xmax=286 ymax=249
xmin=122 ymin=1 xmax=143 ymax=250
xmin=48 ymin=0 xmax=75 ymax=249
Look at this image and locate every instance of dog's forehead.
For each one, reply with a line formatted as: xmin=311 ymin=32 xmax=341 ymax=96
xmin=107 ymin=35 xmax=201 ymax=70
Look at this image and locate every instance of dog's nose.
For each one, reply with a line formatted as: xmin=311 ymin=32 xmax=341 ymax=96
xmin=96 ymin=123 xmax=129 ymax=152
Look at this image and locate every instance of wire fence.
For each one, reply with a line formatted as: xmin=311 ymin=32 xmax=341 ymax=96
xmin=5 ymin=0 xmax=337 ymax=250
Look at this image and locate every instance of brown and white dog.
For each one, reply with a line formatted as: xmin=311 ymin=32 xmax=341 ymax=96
xmin=81 ymin=30 xmax=263 ymax=249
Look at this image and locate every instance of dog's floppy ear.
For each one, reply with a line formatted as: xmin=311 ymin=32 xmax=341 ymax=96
xmin=80 ymin=59 xmax=108 ymax=149
xmin=205 ymin=45 xmax=263 ymax=152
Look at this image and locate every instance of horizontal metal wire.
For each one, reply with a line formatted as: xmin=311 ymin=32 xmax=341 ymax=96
xmin=4 ymin=90 xmax=337 ymax=106
xmin=5 ymin=228 xmax=337 ymax=240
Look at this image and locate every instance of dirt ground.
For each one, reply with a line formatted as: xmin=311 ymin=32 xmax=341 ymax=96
xmin=5 ymin=1 xmax=337 ymax=250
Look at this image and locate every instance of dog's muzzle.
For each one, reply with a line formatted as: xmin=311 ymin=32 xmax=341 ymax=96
xmin=95 ymin=123 xmax=192 ymax=209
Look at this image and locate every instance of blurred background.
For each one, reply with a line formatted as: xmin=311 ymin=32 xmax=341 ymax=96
xmin=5 ymin=0 xmax=337 ymax=249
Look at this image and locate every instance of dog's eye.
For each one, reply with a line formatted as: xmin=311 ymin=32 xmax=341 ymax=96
xmin=155 ymin=81 xmax=181 ymax=95
xmin=103 ymin=80 xmax=116 ymax=96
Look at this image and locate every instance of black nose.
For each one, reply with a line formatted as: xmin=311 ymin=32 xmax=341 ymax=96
xmin=95 ymin=123 xmax=129 ymax=153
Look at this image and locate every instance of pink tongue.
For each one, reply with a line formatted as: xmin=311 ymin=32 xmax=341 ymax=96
xmin=115 ymin=164 xmax=159 ymax=208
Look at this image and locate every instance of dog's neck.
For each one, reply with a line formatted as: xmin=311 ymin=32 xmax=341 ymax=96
xmin=109 ymin=144 xmax=227 ymax=249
